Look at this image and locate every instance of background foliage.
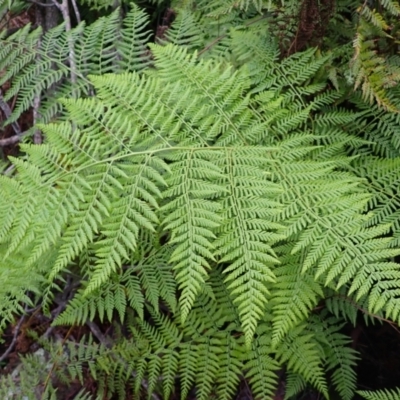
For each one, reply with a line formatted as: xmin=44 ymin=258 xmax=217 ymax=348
xmin=1 ymin=0 xmax=400 ymax=399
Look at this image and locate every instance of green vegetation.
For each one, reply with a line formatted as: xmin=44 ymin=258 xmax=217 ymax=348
xmin=0 ymin=0 xmax=400 ymax=398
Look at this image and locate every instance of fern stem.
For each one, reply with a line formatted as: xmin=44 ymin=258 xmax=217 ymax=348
xmin=50 ymin=145 xmax=263 ymax=184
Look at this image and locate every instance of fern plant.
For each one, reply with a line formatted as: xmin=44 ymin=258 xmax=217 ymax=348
xmin=1 ymin=1 xmax=400 ymax=399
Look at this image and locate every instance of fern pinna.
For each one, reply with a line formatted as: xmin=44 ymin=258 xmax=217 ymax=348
xmin=1 ymin=1 xmax=400 ymax=399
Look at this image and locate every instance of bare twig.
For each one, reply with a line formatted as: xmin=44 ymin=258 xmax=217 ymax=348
xmin=0 ymin=135 xmax=22 ymax=146
xmin=0 ymin=307 xmax=29 ymax=363
xmin=42 ymin=277 xmax=79 ymax=338
xmin=0 ymin=90 xmax=21 ymax=137
xmin=2 ymin=164 xmax=16 ymax=175
xmin=49 ymin=0 xmax=62 ymax=12
xmin=42 ymin=301 xmax=69 ymax=338
xmin=32 ymin=10 xmax=44 ymax=145
xmin=43 ymin=325 xmax=74 ymax=392
xmin=86 ymin=321 xmax=111 ymax=347
xmin=0 ymin=130 xmax=32 ymax=146
xmin=51 ymin=0 xmax=77 ymax=87
xmin=70 ymin=0 xmax=81 ymax=25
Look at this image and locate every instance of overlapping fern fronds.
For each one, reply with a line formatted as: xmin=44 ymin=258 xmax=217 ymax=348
xmin=0 ymin=4 xmax=150 ymax=130
xmin=1 ymin=1 xmax=400 ymax=398
xmin=0 ymin=283 xmax=358 ymax=400
xmin=0 ymin=38 xmax=399 ymax=397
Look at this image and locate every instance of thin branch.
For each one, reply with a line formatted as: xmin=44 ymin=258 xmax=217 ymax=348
xmin=0 ymin=135 xmax=21 ymax=146
xmin=2 ymin=164 xmax=16 ymax=175
xmin=0 ymin=90 xmax=21 ymax=136
xmin=50 ymin=0 xmax=62 ymax=12
xmin=43 ymin=325 xmax=74 ymax=392
xmin=0 ymin=307 xmax=29 ymax=363
xmin=42 ymin=301 xmax=69 ymax=338
xmin=52 ymin=0 xmax=77 ymax=87
xmin=86 ymin=321 xmax=111 ymax=347
xmin=70 ymin=0 xmax=81 ymax=25
xmin=0 ymin=126 xmax=33 ymax=146
xmin=198 ymin=34 xmax=228 ymax=57
xmin=0 ymin=130 xmax=32 ymax=146
xmin=42 ymin=277 xmax=79 ymax=338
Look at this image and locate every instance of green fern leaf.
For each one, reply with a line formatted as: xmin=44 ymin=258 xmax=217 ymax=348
xmin=245 ymin=324 xmax=280 ymax=398
xmin=358 ymin=387 xmax=400 ymax=400
xmin=276 ymin=325 xmax=328 ymax=398
xmin=214 ymin=148 xmax=284 ymax=345
xmin=271 ymin=253 xmax=323 ymax=348
xmin=162 ymin=150 xmax=224 ymax=322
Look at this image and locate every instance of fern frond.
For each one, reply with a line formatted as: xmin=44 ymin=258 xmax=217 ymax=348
xmin=117 ymin=4 xmax=152 ymax=72
xmin=358 ymin=387 xmax=400 ymax=400
xmin=351 ymin=13 xmax=400 ymax=111
xmin=381 ymin=0 xmax=400 ymax=14
xmin=355 ymin=157 xmax=400 ymax=234
xmin=276 ymin=325 xmax=328 ymax=397
xmin=311 ymin=315 xmax=358 ymax=400
xmin=89 ymin=152 xmax=165 ymax=292
xmin=135 ymin=243 xmax=177 ymax=312
xmin=161 ymin=349 xmax=179 ymax=399
xmin=151 ymin=43 xmax=254 ymax=146
xmin=55 ymin=278 xmax=133 ymax=325
xmin=325 ymin=288 xmax=359 ymax=325
xmin=162 ymin=150 xmax=223 ymax=322
xmin=277 ymin=48 xmax=330 ymax=88
xmin=214 ymin=335 xmax=243 ymax=400
xmin=0 ymin=6 xmax=151 ymax=130
xmin=195 ymin=339 xmax=223 ymax=400
xmin=179 ymin=343 xmax=198 ymax=399
xmin=270 ymin=253 xmax=323 ymax=348
xmin=244 ymin=323 xmax=280 ymax=398
xmin=164 ymin=9 xmax=205 ymax=50
xmin=75 ymin=0 xmax=114 ymax=11
xmin=284 ymin=372 xmax=307 ymax=400
xmin=229 ymin=27 xmax=279 ymax=88
xmin=2 ymin=10 xmax=400 ymax=396
xmin=215 ymin=148 xmax=284 ymax=345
